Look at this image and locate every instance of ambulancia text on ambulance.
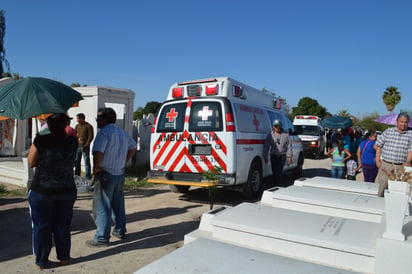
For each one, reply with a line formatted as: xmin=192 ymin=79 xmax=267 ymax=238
xmin=293 ymin=115 xmax=326 ymax=158
xmin=148 ymin=77 xmax=304 ymax=198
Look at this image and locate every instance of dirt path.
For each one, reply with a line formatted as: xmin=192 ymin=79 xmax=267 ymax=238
xmin=0 ymin=158 xmax=342 ymax=273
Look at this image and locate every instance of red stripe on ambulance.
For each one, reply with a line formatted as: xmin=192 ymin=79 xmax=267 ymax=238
xmin=160 ymin=135 xmax=185 ymax=168
xmin=169 ymin=146 xmax=189 ymax=172
xmin=153 ymin=132 xmax=166 ymax=153
xmin=185 ymin=100 xmax=192 ymax=123
xmin=210 ymin=131 xmax=227 ymax=155
xmin=236 ymin=139 xmax=265 ymax=145
xmin=153 ymin=132 xmax=176 ymax=167
xmin=211 ymin=149 xmax=227 ymax=172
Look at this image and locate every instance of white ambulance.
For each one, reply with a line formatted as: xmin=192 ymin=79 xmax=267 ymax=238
xmin=293 ymin=115 xmax=326 ymax=158
xmin=148 ymin=77 xmax=304 ymax=198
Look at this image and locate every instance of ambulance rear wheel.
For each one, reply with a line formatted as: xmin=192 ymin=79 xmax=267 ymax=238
xmin=169 ymin=185 xmax=190 ymax=193
xmin=243 ymin=161 xmax=262 ymax=199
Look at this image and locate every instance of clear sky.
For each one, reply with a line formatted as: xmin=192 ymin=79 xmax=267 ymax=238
xmin=2 ymin=0 xmax=411 ymax=117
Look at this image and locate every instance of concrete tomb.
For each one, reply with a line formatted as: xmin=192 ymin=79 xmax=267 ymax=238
xmin=294 ymin=176 xmax=379 ymax=196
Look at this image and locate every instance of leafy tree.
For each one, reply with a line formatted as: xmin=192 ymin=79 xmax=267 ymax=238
xmin=134 ymin=101 xmax=162 ymax=120
xmin=71 ymin=83 xmax=81 ymax=87
xmin=0 ymin=10 xmax=10 ymax=78
xmin=382 ymin=86 xmax=401 ymax=113
xmin=358 ymin=112 xmax=388 ymax=132
xmin=290 ymin=97 xmax=327 ymax=119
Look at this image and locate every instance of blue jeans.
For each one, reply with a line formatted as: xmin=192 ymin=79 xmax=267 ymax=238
xmin=75 ymin=146 xmax=91 ymax=178
xmin=93 ymin=172 xmax=126 ymax=243
xmin=331 ymin=166 xmax=345 ymax=179
xmin=28 ymin=190 xmax=76 ymax=267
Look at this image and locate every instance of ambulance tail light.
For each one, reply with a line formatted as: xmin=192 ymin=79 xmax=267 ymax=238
xmin=206 ymin=84 xmax=218 ymax=95
xmin=172 ymin=87 xmax=183 ymax=98
xmin=225 ymin=113 xmax=235 ymax=132
xmin=152 ymin=116 xmax=157 ymax=133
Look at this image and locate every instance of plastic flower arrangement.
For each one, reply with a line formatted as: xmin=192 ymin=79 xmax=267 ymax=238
xmin=382 ymin=165 xmax=412 ymax=182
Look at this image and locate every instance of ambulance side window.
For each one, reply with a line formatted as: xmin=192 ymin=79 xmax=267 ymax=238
xmin=189 ymin=102 xmax=223 ymax=132
xmin=282 ymin=116 xmax=295 ymax=135
xmin=268 ymin=112 xmax=294 ymax=134
xmin=268 ymin=111 xmax=283 ymax=126
xmin=156 ymin=103 xmax=186 ymax=132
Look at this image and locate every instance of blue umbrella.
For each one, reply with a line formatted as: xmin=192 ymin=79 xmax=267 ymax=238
xmin=321 ymin=116 xmax=353 ymax=129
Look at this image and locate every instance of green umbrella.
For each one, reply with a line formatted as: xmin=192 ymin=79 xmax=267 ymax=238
xmin=0 ymin=77 xmax=83 ymax=120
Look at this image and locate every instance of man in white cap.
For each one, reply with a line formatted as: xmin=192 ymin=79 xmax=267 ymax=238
xmin=263 ymin=119 xmax=292 ymax=186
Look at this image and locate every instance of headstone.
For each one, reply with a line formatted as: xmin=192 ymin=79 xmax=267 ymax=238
xmin=135 ymin=237 xmax=361 ymax=274
xmin=210 ymin=202 xmax=379 ymax=273
xmin=294 ymin=176 xmax=379 ymax=195
xmin=260 ymin=185 xmax=384 ymax=222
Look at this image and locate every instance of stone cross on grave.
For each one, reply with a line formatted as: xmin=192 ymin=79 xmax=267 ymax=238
xmin=198 ymin=106 xmax=213 ymax=121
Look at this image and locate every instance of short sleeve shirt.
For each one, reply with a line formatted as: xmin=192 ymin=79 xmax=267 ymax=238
xmin=30 ymin=134 xmax=78 ymax=195
xmin=92 ymin=124 xmax=137 ymax=175
xmin=375 ymin=127 xmax=412 ymax=163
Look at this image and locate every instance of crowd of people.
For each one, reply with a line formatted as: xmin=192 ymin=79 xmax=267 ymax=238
xmin=24 ymin=110 xmax=412 ymax=269
xmin=27 ymin=108 xmax=137 ymax=269
xmin=324 ymin=113 xmax=412 ymax=197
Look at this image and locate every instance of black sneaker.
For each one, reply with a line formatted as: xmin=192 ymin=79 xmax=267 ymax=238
xmin=85 ymin=240 xmax=109 ymax=248
xmin=112 ymin=231 xmax=126 ymax=240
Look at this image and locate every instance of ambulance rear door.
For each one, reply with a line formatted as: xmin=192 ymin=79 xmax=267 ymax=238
xmin=150 ymin=99 xmax=231 ymax=181
xmin=187 ymin=99 xmax=231 ymax=177
xmin=151 ymin=101 xmax=187 ymax=173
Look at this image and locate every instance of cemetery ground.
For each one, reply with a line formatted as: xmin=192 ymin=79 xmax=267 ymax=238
xmin=0 ymin=157 xmax=344 ymax=273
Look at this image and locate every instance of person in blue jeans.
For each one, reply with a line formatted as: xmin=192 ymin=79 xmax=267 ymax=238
xmin=27 ymin=113 xmax=78 ymax=269
xmin=86 ymin=107 xmax=136 ymax=247
xmin=326 ymin=139 xmax=351 ymax=179
xmin=74 ymin=113 xmax=94 ymax=179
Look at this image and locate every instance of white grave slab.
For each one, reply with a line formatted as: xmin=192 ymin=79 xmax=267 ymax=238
xmin=211 ymin=202 xmax=380 ymax=273
xmin=260 ymin=186 xmax=384 ymax=222
xmin=294 ymin=176 xmax=379 ymax=195
xmin=134 ymin=237 xmax=361 ymax=274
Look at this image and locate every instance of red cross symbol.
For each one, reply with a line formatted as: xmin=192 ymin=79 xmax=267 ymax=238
xmin=198 ymin=106 xmax=213 ymax=121
xmin=166 ymin=108 xmax=178 ymax=122
xmin=252 ymin=115 xmax=260 ymax=131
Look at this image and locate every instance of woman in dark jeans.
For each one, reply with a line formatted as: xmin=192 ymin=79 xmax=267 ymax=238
xmin=356 ymin=130 xmax=379 ymax=183
xmin=28 ymin=113 xmax=78 ymax=269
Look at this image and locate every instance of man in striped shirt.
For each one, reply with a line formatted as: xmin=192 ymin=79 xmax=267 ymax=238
xmin=86 ymin=107 xmax=137 ymax=247
xmin=374 ymin=113 xmax=412 ymax=196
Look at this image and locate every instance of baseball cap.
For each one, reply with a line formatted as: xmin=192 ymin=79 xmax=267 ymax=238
xmin=272 ymin=119 xmax=282 ymax=126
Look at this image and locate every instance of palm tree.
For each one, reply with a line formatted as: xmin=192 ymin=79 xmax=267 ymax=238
xmin=0 ymin=10 xmax=10 ymax=78
xmin=382 ymin=86 xmax=401 ymax=113
xmin=337 ymin=109 xmax=351 ymax=117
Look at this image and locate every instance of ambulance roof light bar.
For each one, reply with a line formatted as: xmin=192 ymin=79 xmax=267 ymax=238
xmin=273 ymin=97 xmax=286 ymax=110
xmin=296 ymin=116 xmax=319 ymax=120
xmin=206 ymin=84 xmax=219 ymax=95
xmin=232 ymin=85 xmax=246 ymax=99
xmin=172 ymin=87 xmax=183 ymax=98
xmin=178 ymin=78 xmax=217 ymax=85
